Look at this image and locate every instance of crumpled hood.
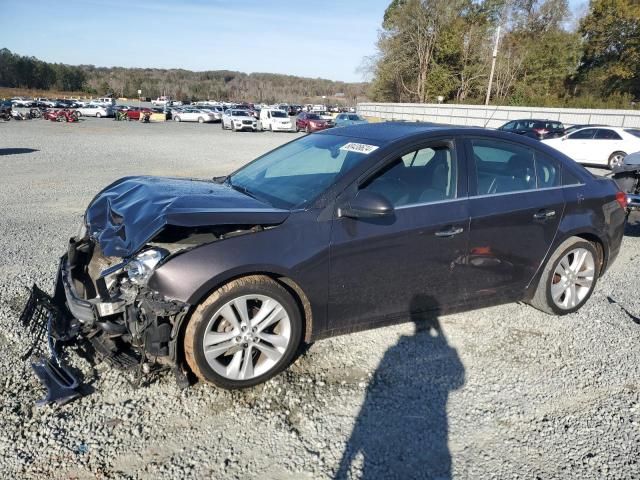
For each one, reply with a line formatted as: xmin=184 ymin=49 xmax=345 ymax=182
xmin=85 ymin=176 xmax=290 ymax=257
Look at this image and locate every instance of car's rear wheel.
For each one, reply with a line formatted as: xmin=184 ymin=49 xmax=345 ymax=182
xmin=198 ymin=117 xmax=204 ymax=123
xmin=184 ymin=275 xmax=303 ymax=389
xmin=96 ymin=112 xmax=102 ymax=118
xmin=529 ymin=237 xmax=599 ymax=315
xmin=609 ymin=151 xmax=626 ymax=169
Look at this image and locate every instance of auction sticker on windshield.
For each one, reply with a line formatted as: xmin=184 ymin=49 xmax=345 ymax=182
xmin=339 ymin=143 xmax=379 ymax=154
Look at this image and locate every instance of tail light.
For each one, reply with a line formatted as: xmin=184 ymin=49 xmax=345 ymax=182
xmin=533 ymin=128 xmax=549 ymax=136
xmin=615 ymin=191 xmax=628 ymax=210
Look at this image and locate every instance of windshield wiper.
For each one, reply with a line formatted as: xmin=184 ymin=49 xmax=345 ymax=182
xmin=226 ymin=177 xmax=260 ymax=201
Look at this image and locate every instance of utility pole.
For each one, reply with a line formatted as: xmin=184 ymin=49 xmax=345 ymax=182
xmin=485 ymin=26 xmax=501 ymax=106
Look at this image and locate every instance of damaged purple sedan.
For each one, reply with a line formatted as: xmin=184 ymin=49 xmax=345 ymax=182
xmin=21 ymin=123 xmax=625 ymax=404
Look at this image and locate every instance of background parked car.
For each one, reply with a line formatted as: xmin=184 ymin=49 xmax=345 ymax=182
xmin=296 ymin=112 xmax=330 ymax=133
xmin=335 ymin=113 xmax=368 ymax=128
xmin=259 ymin=108 xmax=293 ymax=131
xmin=123 ymin=107 xmax=153 ymax=121
xmin=152 ymin=96 xmax=172 ymax=106
xmin=76 ymin=104 xmax=113 ymax=118
xmin=542 ymin=126 xmax=640 ymax=168
xmin=498 ymin=119 xmax=565 ymax=140
xmin=222 ymin=109 xmax=258 ymax=131
xmin=173 ymin=108 xmax=216 ymax=123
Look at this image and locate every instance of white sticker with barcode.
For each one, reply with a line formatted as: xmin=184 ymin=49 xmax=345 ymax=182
xmin=339 ymin=142 xmax=379 ymax=154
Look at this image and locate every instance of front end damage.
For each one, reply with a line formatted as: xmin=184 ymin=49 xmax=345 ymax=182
xmin=21 ymin=236 xmax=190 ymax=405
xmin=19 ymin=175 xmax=290 ymax=404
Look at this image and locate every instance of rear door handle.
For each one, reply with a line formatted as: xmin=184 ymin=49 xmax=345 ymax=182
xmin=435 ymin=227 xmax=464 ymax=238
xmin=533 ymin=209 xmax=556 ymax=220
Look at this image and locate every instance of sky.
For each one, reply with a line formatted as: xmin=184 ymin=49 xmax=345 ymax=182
xmin=2 ymin=0 xmax=587 ymax=83
xmin=1 ymin=0 xmax=390 ymax=82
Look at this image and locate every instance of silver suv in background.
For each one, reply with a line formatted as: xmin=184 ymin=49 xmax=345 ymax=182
xmin=222 ymin=109 xmax=258 ymax=131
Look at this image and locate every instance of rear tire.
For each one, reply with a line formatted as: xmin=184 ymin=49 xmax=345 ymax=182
xmin=184 ymin=275 xmax=303 ymax=389
xmin=198 ymin=117 xmax=204 ymax=123
xmin=528 ymin=237 xmax=599 ymax=315
xmin=96 ymin=112 xmax=102 ymax=118
xmin=609 ymin=151 xmax=626 ymax=169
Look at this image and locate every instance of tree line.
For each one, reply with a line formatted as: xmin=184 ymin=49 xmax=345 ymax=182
xmin=0 ymin=48 xmax=367 ymax=104
xmin=368 ymin=0 xmax=640 ymax=108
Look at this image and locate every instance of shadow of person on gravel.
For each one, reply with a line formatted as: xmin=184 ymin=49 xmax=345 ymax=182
xmin=335 ymin=296 xmax=465 ymax=480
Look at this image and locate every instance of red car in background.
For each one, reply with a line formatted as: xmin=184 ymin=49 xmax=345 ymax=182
xmin=124 ymin=107 xmax=153 ymax=120
xmin=296 ymin=112 xmax=330 ymax=133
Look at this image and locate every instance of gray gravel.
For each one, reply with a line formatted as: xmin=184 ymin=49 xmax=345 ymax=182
xmin=0 ymin=118 xmax=639 ymax=479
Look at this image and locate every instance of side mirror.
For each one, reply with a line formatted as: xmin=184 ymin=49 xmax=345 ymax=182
xmin=339 ymin=191 xmax=394 ymax=219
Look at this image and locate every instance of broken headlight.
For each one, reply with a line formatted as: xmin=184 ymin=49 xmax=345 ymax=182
xmin=124 ymin=249 xmax=167 ymax=285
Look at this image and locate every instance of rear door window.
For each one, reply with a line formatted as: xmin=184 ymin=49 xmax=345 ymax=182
xmin=594 ymin=129 xmax=622 ymax=140
xmin=470 ymin=139 xmax=536 ymax=195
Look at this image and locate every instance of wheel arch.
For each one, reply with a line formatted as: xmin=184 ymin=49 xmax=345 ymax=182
xmin=524 ymin=229 xmax=608 ymax=300
xmin=173 ymin=271 xmax=314 ymax=367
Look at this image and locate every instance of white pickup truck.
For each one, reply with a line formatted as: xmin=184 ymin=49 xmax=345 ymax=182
xmin=152 ymin=96 xmax=172 ymax=106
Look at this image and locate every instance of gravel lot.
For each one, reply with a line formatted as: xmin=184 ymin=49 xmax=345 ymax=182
xmin=0 ymin=118 xmax=639 ymax=479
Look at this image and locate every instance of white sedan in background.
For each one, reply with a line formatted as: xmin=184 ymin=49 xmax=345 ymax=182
xmin=173 ymin=108 xmax=216 ymax=123
xmin=542 ymin=126 xmax=640 ymax=169
xmin=75 ymin=104 xmax=113 ymax=118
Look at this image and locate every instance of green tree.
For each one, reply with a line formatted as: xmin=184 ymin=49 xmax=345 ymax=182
xmin=577 ymin=0 xmax=640 ymax=99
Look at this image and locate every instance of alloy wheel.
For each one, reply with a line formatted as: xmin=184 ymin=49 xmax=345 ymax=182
xmin=201 ymin=294 xmax=292 ymax=381
xmin=550 ymin=247 xmax=595 ymax=310
xmin=609 ymin=153 xmax=625 ymax=169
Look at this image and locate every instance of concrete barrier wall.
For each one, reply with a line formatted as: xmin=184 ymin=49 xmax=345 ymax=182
xmin=357 ymin=102 xmax=640 ymax=129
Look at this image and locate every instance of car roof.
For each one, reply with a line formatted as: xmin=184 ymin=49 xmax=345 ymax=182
xmin=315 ymin=121 xmax=461 ymax=142
xmin=316 ymin=121 xmax=587 ymax=146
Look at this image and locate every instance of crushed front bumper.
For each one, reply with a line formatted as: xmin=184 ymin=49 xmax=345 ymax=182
xmin=20 ymin=247 xmax=191 ymax=405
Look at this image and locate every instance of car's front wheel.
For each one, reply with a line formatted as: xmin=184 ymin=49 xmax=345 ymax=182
xmin=529 ymin=237 xmax=599 ymax=315
xmin=184 ymin=275 xmax=303 ymax=389
xmin=174 ymin=116 xmax=181 ymax=122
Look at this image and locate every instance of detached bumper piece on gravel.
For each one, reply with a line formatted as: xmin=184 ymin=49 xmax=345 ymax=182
xmin=20 ymin=284 xmax=82 ymax=406
xmin=20 ymin=243 xmax=191 ymax=406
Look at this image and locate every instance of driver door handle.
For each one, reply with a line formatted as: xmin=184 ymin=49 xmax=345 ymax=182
xmin=435 ymin=227 xmax=464 ymax=238
xmin=533 ymin=209 xmax=556 ymax=220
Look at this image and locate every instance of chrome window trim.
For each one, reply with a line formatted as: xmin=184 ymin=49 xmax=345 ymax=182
xmin=469 ymin=183 xmax=584 ymax=200
xmin=393 ymin=184 xmax=586 ymax=210
xmin=394 ymin=197 xmax=466 ymax=210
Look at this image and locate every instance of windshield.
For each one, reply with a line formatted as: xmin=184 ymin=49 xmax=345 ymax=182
xmin=271 ymin=110 xmax=287 ymax=118
xmin=348 ymin=115 xmax=362 ymax=121
xmin=232 ymin=110 xmax=249 ymax=116
xmin=228 ymin=134 xmax=380 ymax=208
xmin=306 ymin=114 xmax=321 ymax=120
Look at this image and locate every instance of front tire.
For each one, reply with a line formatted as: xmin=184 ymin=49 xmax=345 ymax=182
xmin=184 ymin=275 xmax=303 ymax=389
xmin=529 ymin=237 xmax=599 ymax=315
xmin=198 ymin=117 xmax=204 ymax=123
xmin=175 ymin=116 xmax=181 ymax=122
